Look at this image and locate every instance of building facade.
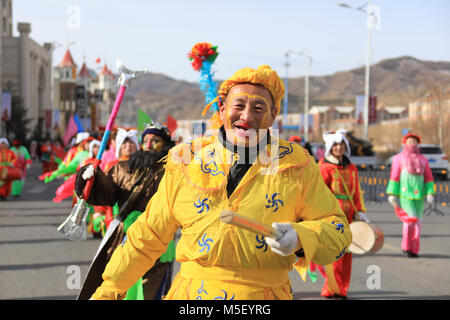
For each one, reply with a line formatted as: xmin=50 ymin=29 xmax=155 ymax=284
xmin=1 ymin=0 xmax=52 ymax=138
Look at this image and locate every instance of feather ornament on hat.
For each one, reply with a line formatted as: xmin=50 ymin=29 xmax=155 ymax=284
xmin=323 ymin=129 xmax=351 ymax=158
xmin=115 ymin=128 xmax=140 ymax=158
xmin=188 ymin=42 xmax=220 ymax=128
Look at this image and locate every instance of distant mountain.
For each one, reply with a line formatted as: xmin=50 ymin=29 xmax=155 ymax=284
xmin=126 ymin=72 xmax=204 ymax=123
xmin=288 ymin=56 xmax=450 ymax=107
xmin=127 ymin=56 xmax=450 ymax=122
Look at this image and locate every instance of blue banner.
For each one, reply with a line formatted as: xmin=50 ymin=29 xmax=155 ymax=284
xmin=73 ymin=113 xmax=84 ymax=132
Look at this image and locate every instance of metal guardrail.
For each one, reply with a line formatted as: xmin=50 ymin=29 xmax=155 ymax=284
xmin=358 ymin=166 xmax=449 ymax=216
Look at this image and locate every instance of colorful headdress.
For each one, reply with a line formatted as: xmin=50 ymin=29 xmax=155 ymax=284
xmin=115 ymin=128 xmax=140 ymax=158
xmin=141 ymin=122 xmax=171 ymax=143
xmin=202 ymin=65 xmax=285 ymax=119
xmin=322 ymin=129 xmax=351 ymax=158
xmin=188 ymin=42 xmax=220 ymax=113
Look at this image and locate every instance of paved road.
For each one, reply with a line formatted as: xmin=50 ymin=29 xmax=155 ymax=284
xmin=1 ymin=162 xmax=449 ymax=300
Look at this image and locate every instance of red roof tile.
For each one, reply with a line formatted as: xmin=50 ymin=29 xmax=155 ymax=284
xmin=59 ymin=49 xmax=77 ymax=68
xmin=78 ymin=62 xmax=91 ymax=78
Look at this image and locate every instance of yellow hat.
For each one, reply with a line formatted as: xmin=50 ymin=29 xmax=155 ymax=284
xmin=202 ymin=65 xmax=285 ymax=119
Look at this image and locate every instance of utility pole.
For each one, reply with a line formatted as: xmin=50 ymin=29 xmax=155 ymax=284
xmin=338 ymin=0 xmax=379 ymax=140
xmin=283 ymin=50 xmax=294 ymax=128
xmin=299 ymin=49 xmax=313 ymax=142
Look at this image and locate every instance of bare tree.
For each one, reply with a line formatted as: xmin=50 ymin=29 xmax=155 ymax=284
xmin=423 ymin=74 xmax=450 ymax=154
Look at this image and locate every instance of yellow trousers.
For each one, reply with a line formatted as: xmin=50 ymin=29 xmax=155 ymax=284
xmin=164 ymin=262 xmax=293 ymax=300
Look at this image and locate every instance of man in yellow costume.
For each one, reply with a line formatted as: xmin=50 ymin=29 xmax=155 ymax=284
xmin=91 ymin=65 xmax=352 ymax=300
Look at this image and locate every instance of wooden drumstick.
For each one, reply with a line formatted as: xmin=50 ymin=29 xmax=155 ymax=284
xmin=220 ymin=210 xmax=283 ymax=239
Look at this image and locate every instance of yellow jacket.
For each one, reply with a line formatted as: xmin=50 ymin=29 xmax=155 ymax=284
xmin=92 ymin=135 xmax=351 ymax=300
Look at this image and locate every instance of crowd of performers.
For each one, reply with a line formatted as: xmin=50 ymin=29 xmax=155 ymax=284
xmin=38 ymin=124 xmax=178 ymax=299
xmin=1 ymin=138 xmax=32 ymax=200
xmin=0 ymin=65 xmax=436 ymax=301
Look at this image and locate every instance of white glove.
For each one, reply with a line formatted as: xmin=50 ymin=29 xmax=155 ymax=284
xmin=265 ymin=222 xmax=300 ymax=256
xmin=82 ymin=164 xmax=95 ymax=180
xmin=388 ymin=195 xmax=399 ymax=207
xmin=426 ymin=194 xmax=434 ymax=204
xmin=357 ymin=211 xmax=370 ymax=223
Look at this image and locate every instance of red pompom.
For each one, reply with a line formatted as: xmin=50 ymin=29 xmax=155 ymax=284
xmin=188 ymin=42 xmax=219 ymax=71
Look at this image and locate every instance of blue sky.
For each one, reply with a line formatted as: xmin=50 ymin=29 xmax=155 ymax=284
xmin=13 ymin=0 xmax=450 ymax=82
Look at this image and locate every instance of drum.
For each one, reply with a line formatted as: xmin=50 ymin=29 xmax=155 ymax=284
xmin=0 ymin=166 xmax=23 ymax=181
xmin=349 ymin=221 xmax=384 ymax=255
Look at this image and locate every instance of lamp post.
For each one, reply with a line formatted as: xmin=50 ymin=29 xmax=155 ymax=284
xmin=338 ymin=0 xmax=377 ymax=140
xmin=283 ymin=50 xmax=295 ymax=128
xmin=298 ymin=49 xmax=313 ymax=142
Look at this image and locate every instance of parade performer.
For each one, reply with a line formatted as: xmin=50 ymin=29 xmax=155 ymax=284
xmin=40 ymin=132 xmax=89 ymax=182
xmin=40 ymin=139 xmax=53 ymax=174
xmin=386 ymin=132 xmax=435 ymax=258
xmin=310 ymin=130 xmax=369 ymax=299
xmin=90 ymin=65 xmax=351 ymax=300
xmin=45 ymin=135 xmax=91 ymax=183
xmin=90 ymin=128 xmax=138 ymax=235
xmin=75 ymin=125 xmax=174 ymax=300
xmin=52 ymin=138 xmax=99 ymax=204
xmin=51 ymin=140 xmax=66 ymax=171
xmin=84 ymin=139 xmax=104 ymax=237
xmin=0 ymin=138 xmax=19 ymax=201
xmin=30 ymin=140 xmax=37 ymax=160
xmin=10 ymin=140 xmax=32 ymax=197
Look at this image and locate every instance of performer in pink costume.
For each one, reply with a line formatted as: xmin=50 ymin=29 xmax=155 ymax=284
xmin=386 ymin=133 xmax=435 ymax=258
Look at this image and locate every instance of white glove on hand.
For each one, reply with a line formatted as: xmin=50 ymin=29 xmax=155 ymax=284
xmin=426 ymin=194 xmax=434 ymax=204
xmin=82 ymin=164 xmax=95 ymax=180
xmin=357 ymin=211 xmax=370 ymax=223
xmin=388 ymin=195 xmax=399 ymax=207
xmin=265 ymin=222 xmax=300 ymax=257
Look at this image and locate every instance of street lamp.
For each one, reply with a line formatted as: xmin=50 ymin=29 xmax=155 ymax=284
xmin=283 ymin=50 xmax=295 ymax=127
xmin=283 ymin=50 xmax=313 ymax=141
xmin=338 ymin=0 xmax=378 ymax=140
xmin=298 ymin=49 xmax=313 ymax=142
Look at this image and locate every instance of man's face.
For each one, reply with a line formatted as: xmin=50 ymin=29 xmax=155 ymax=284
xmin=0 ymin=142 xmax=7 ymax=150
xmin=142 ymin=133 xmax=164 ymax=152
xmin=219 ymin=83 xmax=276 ymax=147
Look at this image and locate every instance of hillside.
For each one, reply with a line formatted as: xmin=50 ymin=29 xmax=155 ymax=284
xmin=127 ymin=56 xmax=450 ymax=123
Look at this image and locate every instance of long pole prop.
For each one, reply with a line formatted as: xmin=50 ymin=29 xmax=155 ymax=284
xmin=56 ymin=61 xmax=149 ymax=237
xmin=82 ymin=60 xmax=149 ymax=200
xmin=81 ymin=86 xmax=125 ymax=199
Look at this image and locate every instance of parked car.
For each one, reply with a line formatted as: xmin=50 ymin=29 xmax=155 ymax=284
xmin=387 ymin=144 xmax=448 ymax=180
xmin=419 ymin=144 xmax=448 ymax=180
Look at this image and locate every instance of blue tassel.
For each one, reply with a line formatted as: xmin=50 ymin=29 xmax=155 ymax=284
xmin=199 ymin=60 xmax=219 ymax=113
